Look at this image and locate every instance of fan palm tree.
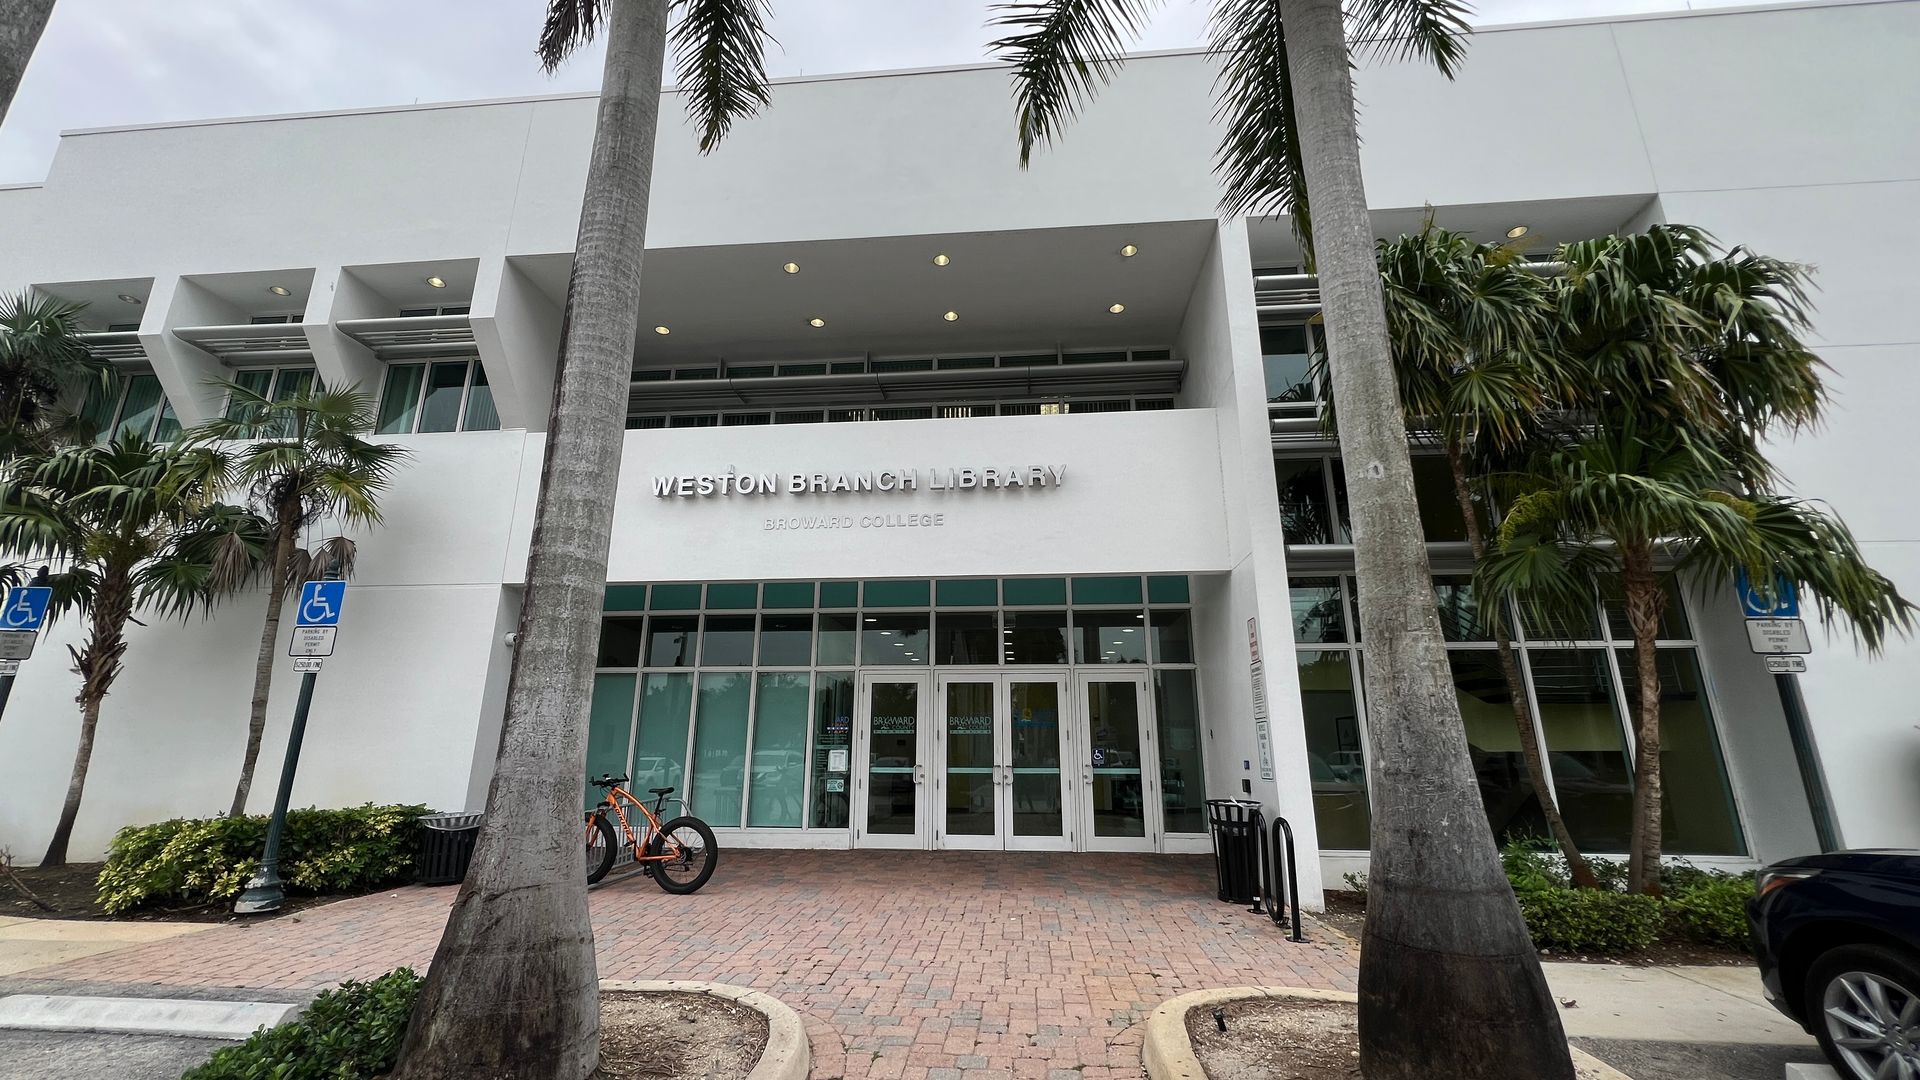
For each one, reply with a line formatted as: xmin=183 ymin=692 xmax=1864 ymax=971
xmin=1483 ymin=228 xmax=1913 ymax=894
xmin=0 ymin=0 xmax=57 ymax=128
xmin=0 ymin=434 xmax=253 ymax=866
xmin=393 ymin=3 xmax=774 ymax=1076
xmin=991 ymin=1 xmax=1576 ymax=1074
xmin=1370 ymin=224 xmax=1603 ymax=888
xmin=0 ymin=292 xmax=113 ymax=455
xmin=180 ymin=381 xmax=407 ymax=818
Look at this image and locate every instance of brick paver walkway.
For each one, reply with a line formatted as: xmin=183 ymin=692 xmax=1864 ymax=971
xmin=21 ymin=851 xmax=1355 ymax=1078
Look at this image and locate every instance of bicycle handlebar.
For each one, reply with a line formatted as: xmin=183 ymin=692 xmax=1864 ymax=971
xmin=591 ymin=773 xmax=629 ymax=788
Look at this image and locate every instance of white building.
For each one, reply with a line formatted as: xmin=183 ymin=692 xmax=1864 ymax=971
xmin=1 ymin=0 xmax=1915 ymax=896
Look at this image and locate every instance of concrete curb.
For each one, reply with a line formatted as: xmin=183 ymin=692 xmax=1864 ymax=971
xmin=1141 ymin=986 xmax=1635 ymax=1080
xmin=0 ymin=994 xmax=300 ymax=1039
xmin=599 ymin=979 xmax=809 ymax=1080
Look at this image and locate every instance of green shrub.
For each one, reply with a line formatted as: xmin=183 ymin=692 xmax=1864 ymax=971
xmin=1516 ymin=886 xmax=1665 ymax=954
xmin=97 ymin=804 xmax=428 ymax=914
xmin=1666 ymin=873 xmax=1756 ymax=952
xmin=184 ymin=968 xmax=423 ymax=1080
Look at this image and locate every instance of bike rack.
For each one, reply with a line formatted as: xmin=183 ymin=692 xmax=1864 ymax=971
xmin=1246 ymin=807 xmax=1305 ymax=942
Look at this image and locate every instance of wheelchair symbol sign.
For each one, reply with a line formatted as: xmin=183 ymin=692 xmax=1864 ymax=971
xmin=296 ymin=581 xmax=346 ymax=627
xmin=1 ymin=587 xmax=52 ymax=632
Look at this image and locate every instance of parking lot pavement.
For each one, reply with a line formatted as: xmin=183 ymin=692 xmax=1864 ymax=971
xmin=0 ymin=1029 xmax=230 ymax=1080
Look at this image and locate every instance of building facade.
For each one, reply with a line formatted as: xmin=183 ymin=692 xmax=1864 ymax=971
xmin=2 ymin=1 xmax=1916 ymax=898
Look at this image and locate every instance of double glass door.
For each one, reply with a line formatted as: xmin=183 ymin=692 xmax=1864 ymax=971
xmin=853 ymin=670 xmax=1157 ymax=851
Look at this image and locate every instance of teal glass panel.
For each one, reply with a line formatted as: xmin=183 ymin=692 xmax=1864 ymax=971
xmin=746 ymin=672 xmax=810 ymax=827
xmin=1150 ymin=610 xmax=1193 ymax=663
xmin=603 ymin=584 xmax=646 ymax=611
xmin=462 ymin=363 xmax=500 ymax=431
xmin=649 ymin=583 xmax=702 ymax=610
xmin=1002 ymin=578 xmax=1067 ymax=606
xmin=817 ymin=613 xmax=856 ymax=665
xmin=762 ymin=582 xmax=815 ymax=609
xmin=758 ymin=614 xmax=813 ymax=666
xmin=225 ymin=369 xmax=274 ymax=421
xmin=153 ymin=399 xmax=182 ymax=443
xmin=705 ymin=583 xmax=758 ymax=610
xmin=1154 ymin=669 xmax=1207 ymax=833
xmin=862 ymin=580 xmax=930 ymax=608
xmin=700 ymin=615 xmax=755 ymax=666
xmin=810 ymin=672 xmax=854 ymax=828
xmin=1147 ymin=576 xmax=1191 ymax=605
xmin=1074 ymin=610 xmax=1148 ymax=664
xmin=644 ymin=616 xmax=698 ymax=667
xmin=79 ymin=376 xmax=122 ymax=443
xmin=689 ymin=672 xmax=752 ymax=826
xmin=819 ymin=581 xmax=858 ymax=608
xmin=596 ymin=617 xmax=645 ymax=667
xmin=417 ymin=361 xmax=468 ymax=433
xmin=861 ymin=613 xmax=929 ymax=665
xmin=1616 ymin=648 xmax=1744 ymax=855
xmin=271 ymin=367 xmax=316 ymax=401
xmin=583 ymin=674 xmax=636 ymax=807
xmin=1072 ymin=576 xmax=1143 ymax=605
xmin=115 ymin=374 xmax=165 ymax=441
xmin=376 ymin=364 xmax=425 ymax=435
xmin=632 ymin=673 xmax=692 ymax=797
xmin=935 ymin=579 xmax=998 ymax=607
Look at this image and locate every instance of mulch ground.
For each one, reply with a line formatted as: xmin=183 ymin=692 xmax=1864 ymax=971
xmin=4 ymin=862 xmax=355 ymax=923
xmin=1318 ymin=890 xmax=1750 ymax=967
xmin=595 ymin=990 xmax=768 ymax=1080
xmin=1186 ymin=997 xmax=1360 ymax=1080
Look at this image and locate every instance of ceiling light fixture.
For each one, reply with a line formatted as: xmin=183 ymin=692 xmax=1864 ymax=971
xmin=783 ymin=262 xmax=800 ymax=274
xmin=809 ymin=317 xmax=825 ymax=328
xmin=1109 ymin=303 xmax=1126 ymax=314
xmin=653 ymin=325 xmax=671 ymax=335
xmin=1120 ymin=244 xmax=1139 ymax=257
xmin=943 ymin=310 xmax=958 ymax=322
xmin=116 ymin=294 xmax=142 ymax=305
xmin=425 ymin=276 xmax=447 ymax=289
xmin=1506 ymin=224 xmax=1530 ymax=239
xmin=932 ymin=254 xmax=950 ymax=267
xmin=268 ymin=285 xmax=292 ymax=297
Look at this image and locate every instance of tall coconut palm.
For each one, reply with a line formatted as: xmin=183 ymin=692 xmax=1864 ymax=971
xmin=1483 ymin=228 xmax=1913 ymax=894
xmin=180 ymin=382 xmax=407 ymax=817
xmin=0 ymin=292 xmax=113 ymax=456
xmin=991 ymin=1 xmax=1576 ymax=1074
xmin=0 ymin=0 xmax=56 ymax=128
xmin=392 ymin=2 xmax=773 ymax=1075
xmin=0 ymin=434 xmax=250 ymax=866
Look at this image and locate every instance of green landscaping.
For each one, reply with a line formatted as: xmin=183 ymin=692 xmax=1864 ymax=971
xmin=183 ymin=968 xmax=422 ymax=1080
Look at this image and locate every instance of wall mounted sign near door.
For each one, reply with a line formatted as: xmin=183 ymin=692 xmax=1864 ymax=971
xmin=1092 ymin=747 xmax=1108 ymax=766
xmin=827 ymin=748 xmax=850 ymax=773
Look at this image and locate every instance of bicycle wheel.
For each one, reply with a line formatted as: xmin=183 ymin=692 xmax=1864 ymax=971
xmin=585 ymin=813 xmax=618 ymax=884
xmin=645 ymin=816 xmax=718 ymax=894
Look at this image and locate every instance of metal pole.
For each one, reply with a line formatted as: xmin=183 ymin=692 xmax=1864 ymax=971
xmin=1775 ymin=672 xmax=1841 ymax=853
xmin=233 ymin=669 xmax=319 ymax=914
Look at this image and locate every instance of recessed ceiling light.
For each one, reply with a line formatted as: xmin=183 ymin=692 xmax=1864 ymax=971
xmin=932 ymin=254 xmax=950 ymax=267
xmin=809 ymin=317 xmax=825 ymax=328
xmin=1120 ymin=244 xmax=1139 ymax=257
xmin=783 ymin=262 xmax=800 ymax=274
xmin=943 ymin=310 xmax=958 ymax=322
xmin=116 ymin=294 xmax=141 ymax=305
xmin=1109 ymin=303 xmax=1126 ymax=314
xmin=268 ymin=285 xmax=291 ymax=297
xmin=425 ymin=276 xmax=447 ymax=289
xmin=1506 ymin=225 xmax=1530 ymax=239
xmin=653 ymin=325 xmax=671 ymax=335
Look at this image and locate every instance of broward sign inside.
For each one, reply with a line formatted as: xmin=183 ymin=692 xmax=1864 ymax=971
xmin=652 ymin=465 xmax=1067 ymax=498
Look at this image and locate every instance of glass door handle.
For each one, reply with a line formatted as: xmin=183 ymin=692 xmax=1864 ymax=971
xmin=1082 ymin=765 xmax=1093 ymax=783
xmin=914 ymin=763 xmax=926 ymax=784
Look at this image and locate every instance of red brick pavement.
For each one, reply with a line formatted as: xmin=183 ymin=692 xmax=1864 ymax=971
xmin=23 ymin=851 xmax=1356 ymax=1079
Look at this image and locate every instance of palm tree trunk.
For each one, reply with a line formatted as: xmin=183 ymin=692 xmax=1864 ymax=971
xmin=1620 ymin=541 xmax=1666 ymax=895
xmin=1274 ymin=1 xmax=1573 ymax=1076
xmin=0 ymin=0 xmax=56 ymax=128
xmin=231 ymin=528 xmax=294 ymax=816
xmin=391 ymin=3 xmax=666 ymax=1076
xmin=41 ymin=563 xmax=129 ymax=867
xmin=1446 ymin=446 xmax=1598 ymax=889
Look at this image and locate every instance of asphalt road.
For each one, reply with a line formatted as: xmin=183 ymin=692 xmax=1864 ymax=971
xmin=0 ymin=1029 xmax=228 ymax=1079
xmin=1576 ymin=1036 xmax=1831 ymax=1079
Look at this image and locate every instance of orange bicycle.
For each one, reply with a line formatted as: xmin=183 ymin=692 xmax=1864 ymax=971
xmin=584 ymin=774 xmax=719 ymax=892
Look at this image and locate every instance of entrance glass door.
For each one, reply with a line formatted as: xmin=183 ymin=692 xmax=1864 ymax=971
xmin=937 ymin=674 xmax=1000 ymax=849
xmin=1005 ymin=676 xmax=1071 ymax=851
xmin=932 ymin=672 xmax=1072 ymax=851
xmin=855 ymin=672 xmax=930 ymax=849
xmin=1074 ymin=671 xmax=1158 ymax=852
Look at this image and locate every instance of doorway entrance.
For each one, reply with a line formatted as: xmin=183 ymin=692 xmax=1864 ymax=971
xmin=852 ymin=669 xmax=1160 ymax=851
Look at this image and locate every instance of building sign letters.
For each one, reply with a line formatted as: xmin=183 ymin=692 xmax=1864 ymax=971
xmin=652 ymin=465 xmax=1067 ymax=498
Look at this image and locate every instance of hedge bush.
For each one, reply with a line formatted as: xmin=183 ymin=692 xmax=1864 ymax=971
xmin=96 ymin=804 xmax=428 ymax=914
xmin=183 ymin=968 xmax=422 ymax=1080
xmin=1515 ymin=883 xmax=1666 ymax=953
xmin=1666 ymin=872 xmax=1757 ymax=952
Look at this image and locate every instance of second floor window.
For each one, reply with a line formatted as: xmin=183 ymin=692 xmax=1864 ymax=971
xmin=83 ymin=371 xmax=180 ymax=443
xmin=376 ymin=358 xmax=499 ymax=434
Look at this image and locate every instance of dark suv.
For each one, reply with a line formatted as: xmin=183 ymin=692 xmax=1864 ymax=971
xmin=1747 ymin=851 xmax=1920 ymax=1080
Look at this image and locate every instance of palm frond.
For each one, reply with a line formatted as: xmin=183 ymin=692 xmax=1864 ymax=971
xmin=989 ymin=0 xmax=1159 ymax=167
xmin=538 ymin=0 xmax=606 ymax=73
xmin=1347 ymin=0 xmax=1471 ymax=78
xmin=672 ymin=0 xmax=776 ymax=154
xmin=1209 ymin=0 xmax=1311 ymax=253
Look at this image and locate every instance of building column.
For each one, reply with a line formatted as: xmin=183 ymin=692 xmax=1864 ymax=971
xmin=470 ymin=255 xmax=563 ymax=432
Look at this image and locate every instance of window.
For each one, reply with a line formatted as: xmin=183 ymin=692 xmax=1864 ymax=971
xmin=82 ymin=371 xmax=180 ymax=443
xmin=1261 ymin=324 xmax=1319 ymax=405
xmin=225 ymin=366 xmax=317 ymax=435
xmin=1273 ymin=454 xmax=1475 ymax=546
xmin=376 ymin=359 xmax=498 ymax=434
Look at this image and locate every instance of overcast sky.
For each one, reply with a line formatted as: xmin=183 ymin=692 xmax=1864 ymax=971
xmin=2 ymin=0 xmax=1775 ymax=184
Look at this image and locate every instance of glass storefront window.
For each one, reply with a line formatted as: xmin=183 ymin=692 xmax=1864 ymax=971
xmin=583 ymin=673 xmax=636 ymax=806
xmin=1149 ymin=610 xmax=1192 ymax=664
xmin=645 ymin=616 xmax=699 ymax=667
xmin=1409 ymin=455 xmax=1474 ymax=544
xmin=1600 ymin=577 xmax=1693 ymax=640
xmin=633 ymin=673 xmax=693 ymax=797
xmin=817 ymin=613 xmax=857 ymax=666
xmin=1616 ymin=648 xmax=1743 ymax=855
xmin=701 ymin=615 xmax=756 ymax=667
xmin=746 ymin=672 xmax=810 ymax=827
xmin=1074 ymin=610 xmax=1148 ymax=664
xmin=1003 ymin=611 xmax=1068 ymax=663
xmin=1298 ymin=650 xmax=1369 ymax=850
xmin=934 ymin=612 xmax=998 ymax=664
xmin=1449 ymin=650 xmax=1545 ymax=845
xmin=810 ymin=673 xmax=854 ymax=829
xmin=1260 ymin=324 xmax=1315 ymax=404
xmin=757 ymin=614 xmax=813 ymax=667
xmin=861 ymin=614 xmax=929 ymax=665
xmin=1526 ymin=649 xmax=1634 ymax=852
xmin=376 ymin=364 xmax=425 ymax=435
xmin=689 ymin=672 xmax=751 ymax=826
xmin=1433 ymin=576 xmax=1493 ymax=642
xmin=1288 ymin=578 xmax=1346 ymax=644
xmin=596 ymin=617 xmax=645 ymax=667
xmin=1154 ymin=670 xmax=1206 ymax=833
xmin=1274 ymin=458 xmax=1337 ymax=545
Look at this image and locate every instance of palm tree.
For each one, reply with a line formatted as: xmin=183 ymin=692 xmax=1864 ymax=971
xmin=0 ymin=434 xmax=250 ymax=866
xmin=1371 ymin=225 xmax=1601 ymax=887
xmin=0 ymin=0 xmax=57 ymax=128
xmin=180 ymin=382 xmax=407 ymax=818
xmin=992 ymin=1 xmax=1576 ymax=1074
xmin=1482 ymin=228 xmax=1913 ymax=894
xmin=392 ymin=3 xmax=773 ymax=1075
xmin=0 ymin=292 xmax=113 ymax=455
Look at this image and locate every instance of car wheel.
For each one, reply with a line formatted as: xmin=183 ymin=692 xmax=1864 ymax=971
xmin=1806 ymin=944 xmax=1920 ymax=1080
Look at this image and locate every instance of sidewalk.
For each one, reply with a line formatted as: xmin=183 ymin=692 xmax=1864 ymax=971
xmin=0 ymin=917 xmax=205 ymax=978
xmin=1546 ymin=962 xmax=1829 ymax=1080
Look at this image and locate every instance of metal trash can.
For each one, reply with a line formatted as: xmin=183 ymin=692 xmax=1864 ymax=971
xmin=414 ymin=812 xmax=484 ymax=885
xmin=1206 ymin=799 xmax=1263 ymax=904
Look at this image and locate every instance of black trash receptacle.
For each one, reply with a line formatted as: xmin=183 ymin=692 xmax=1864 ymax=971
xmin=414 ymin=812 xmax=484 ymax=885
xmin=1206 ymin=799 xmax=1263 ymax=904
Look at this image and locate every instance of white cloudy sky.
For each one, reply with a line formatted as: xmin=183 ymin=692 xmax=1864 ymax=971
xmin=2 ymin=0 xmax=1776 ymax=184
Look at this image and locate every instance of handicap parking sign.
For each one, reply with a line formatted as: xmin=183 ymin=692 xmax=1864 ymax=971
xmin=1 ymin=586 xmax=52 ymax=632
xmin=296 ymin=580 xmax=346 ymax=627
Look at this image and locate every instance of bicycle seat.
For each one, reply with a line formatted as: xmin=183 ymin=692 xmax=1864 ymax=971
xmin=591 ymin=773 xmax=629 ymax=788
xmin=648 ymin=786 xmax=675 ymax=797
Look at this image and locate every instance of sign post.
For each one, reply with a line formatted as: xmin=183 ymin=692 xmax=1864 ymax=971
xmin=1736 ymin=572 xmax=1838 ymax=852
xmin=236 ymin=575 xmax=346 ymax=914
xmin=0 ymin=572 xmax=53 ymax=723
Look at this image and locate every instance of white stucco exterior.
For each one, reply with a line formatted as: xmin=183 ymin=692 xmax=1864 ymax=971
xmin=0 ymin=0 xmax=1914 ymax=881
